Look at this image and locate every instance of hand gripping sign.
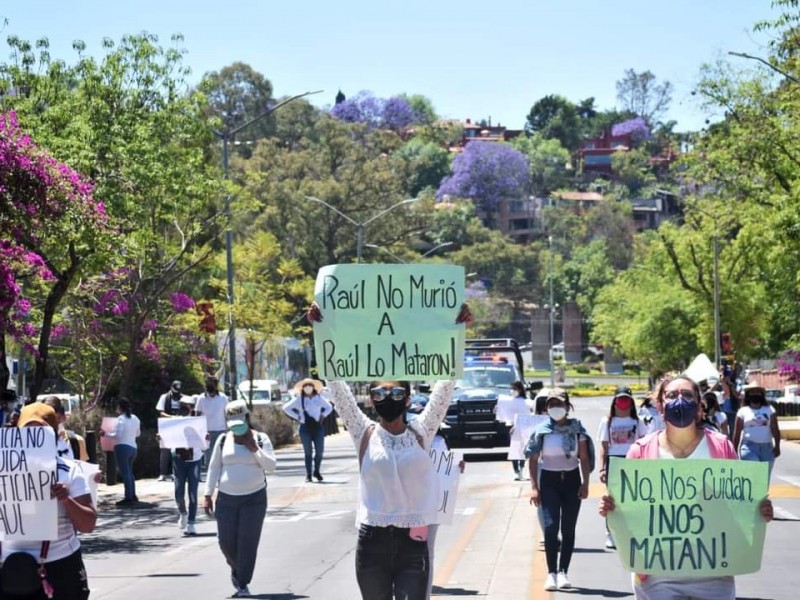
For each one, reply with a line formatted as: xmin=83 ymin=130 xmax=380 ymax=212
xmin=313 ymin=264 xmax=466 ymax=381
xmin=607 ymin=458 xmax=769 ymax=576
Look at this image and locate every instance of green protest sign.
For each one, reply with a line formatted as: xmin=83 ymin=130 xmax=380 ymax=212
xmin=313 ymin=264 xmax=465 ymax=381
xmin=607 ymin=458 xmax=768 ymax=576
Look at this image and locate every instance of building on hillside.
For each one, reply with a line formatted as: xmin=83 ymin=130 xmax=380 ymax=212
xmin=549 ymin=190 xmax=605 ymax=213
xmin=438 ymin=195 xmax=545 ymax=243
xmin=629 ymin=191 xmax=681 ymax=231
xmin=577 ymin=117 xmax=651 ymax=175
xmin=449 ymin=118 xmax=523 ymax=152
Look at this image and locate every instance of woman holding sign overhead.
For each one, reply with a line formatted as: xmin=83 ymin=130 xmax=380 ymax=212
xmin=599 ymin=374 xmax=774 ymax=600
xmin=308 ymin=301 xmax=472 ymax=600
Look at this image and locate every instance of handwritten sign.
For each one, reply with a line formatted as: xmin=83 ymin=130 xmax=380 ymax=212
xmin=158 ymin=417 xmax=208 ymax=450
xmin=100 ymin=417 xmax=116 ymax=452
xmin=508 ymin=414 xmax=548 ymax=461
xmin=0 ymin=427 xmax=57 ymax=541
xmin=313 ymin=264 xmax=465 ymax=381
xmin=429 ymin=448 xmax=462 ymax=525
xmin=607 ymin=458 xmax=769 ymax=576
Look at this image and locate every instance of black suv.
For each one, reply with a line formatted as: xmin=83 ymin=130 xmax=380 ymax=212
xmin=442 ymin=339 xmax=541 ymax=448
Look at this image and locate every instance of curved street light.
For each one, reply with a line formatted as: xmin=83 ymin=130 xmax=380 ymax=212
xmin=304 ymin=196 xmax=418 ymax=262
xmin=214 ymin=89 xmax=323 ymax=399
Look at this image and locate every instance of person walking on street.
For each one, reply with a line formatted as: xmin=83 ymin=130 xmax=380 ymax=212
xmin=720 ymin=371 xmax=740 ymax=440
xmin=100 ymin=398 xmax=141 ymax=506
xmin=156 ymin=380 xmax=185 ymax=481
xmin=172 ymin=395 xmax=204 ymax=536
xmin=4 ymin=403 xmax=97 ymax=599
xmin=599 ymin=374 xmax=773 ymax=600
xmin=307 ymin=301 xmax=472 ymax=600
xmin=597 ymin=385 xmax=645 ymax=550
xmin=196 ymin=375 xmax=229 ymax=469
xmin=525 ymin=388 xmax=592 ymax=592
xmin=504 ymin=381 xmax=533 ymax=480
xmin=637 ymin=392 xmax=665 ymax=436
xmin=204 ymin=400 xmax=276 ymax=598
xmin=733 ymin=381 xmax=780 ymax=480
xmin=701 ymin=390 xmax=729 ymax=436
xmin=283 ymin=378 xmax=333 ymax=482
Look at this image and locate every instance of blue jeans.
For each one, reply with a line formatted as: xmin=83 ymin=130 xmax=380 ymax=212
xmin=299 ymin=422 xmax=325 ymax=477
xmin=540 ymin=468 xmax=582 ymax=574
xmin=356 ymin=524 xmax=429 ymax=600
xmin=114 ymin=444 xmax=137 ymax=501
xmin=205 ymin=430 xmax=225 ymax=470
xmin=739 ymin=440 xmax=775 ymax=478
xmin=173 ymin=455 xmax=201 ymax=523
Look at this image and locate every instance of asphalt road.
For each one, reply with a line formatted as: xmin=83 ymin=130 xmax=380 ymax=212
xmin=82 ymin=395 xmax=800 ymax=600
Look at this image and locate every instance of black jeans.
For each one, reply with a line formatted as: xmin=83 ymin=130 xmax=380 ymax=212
xmin=511 ymin=459 xmax=524 ymax=474
xmin=6 ymin=549 xmax=90 ymax=600
xmin=355 ymin=524 xmax=429 ymax=600
xmin=540 ymin=468 xmax=582 ymax=574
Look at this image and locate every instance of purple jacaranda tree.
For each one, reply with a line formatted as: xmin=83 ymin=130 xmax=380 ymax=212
xmin=437 ymin=142 xmax=529 ymax=213
xmin=777 ymin=350 xmax=800 ymax=383
xmin=330 ymin=91 xmax=415 ymax=131
xmin=611 ymin=117 xmax=651 ymax=144
xmin=0 ymin=111 xmax=107 ymax=393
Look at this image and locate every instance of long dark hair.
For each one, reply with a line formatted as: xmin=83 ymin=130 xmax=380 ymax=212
xmin=606 ymin=395 xmax=639 ymax=421
xmin=117 ymin=398 xmax=132 ymax=418
xmin=511 ymin=381 xmax=525 ymax=398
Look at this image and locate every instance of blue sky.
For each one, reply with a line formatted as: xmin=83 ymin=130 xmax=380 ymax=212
xmin=3 ymin=1 xmax=779 ymax=131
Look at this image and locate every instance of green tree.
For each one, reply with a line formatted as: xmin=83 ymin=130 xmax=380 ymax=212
xmin=611 ymin=148 xmax=656 ymax=196
xmin=524 ymin=95 xmax=582 ymax=151
xmin=510 ymin=133 xmax=572 ymax=195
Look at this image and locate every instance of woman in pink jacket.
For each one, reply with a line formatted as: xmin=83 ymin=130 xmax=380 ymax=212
xmin=599 ymin=374 xmax=773 ymax=600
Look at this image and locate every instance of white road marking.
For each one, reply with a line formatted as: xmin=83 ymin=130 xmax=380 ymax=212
xmin=774 ymin=506 xmax=800 ymax=521
xmin=460 ymin=507 xmax=477 ymax=516
xmin=307 ymin=510 xmax=352 ymax=520
xmin=777 ymin=475 xmax=800 ymax=488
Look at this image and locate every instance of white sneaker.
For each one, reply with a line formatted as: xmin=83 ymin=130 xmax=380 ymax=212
xmin=232 ymin=585 xmax=250 ymax=598
xmin=157 ymin=475 xmax=166 ymax=482
xmin=177 ymin=513 xmax=187 ymax=530
xmin=605 ymin=532 xmax=616 ymax=549
xmin=544 ymin=573 xmax=557 ymax=591
xmin=557 ymin=570 xmax=571 ymax=589
xmin=185 ymin=522 xmax=197 ymax=536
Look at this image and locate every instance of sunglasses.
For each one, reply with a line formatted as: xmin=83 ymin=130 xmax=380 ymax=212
xmin=664 ymin=389 xmax=696 ymax=401
xmin=370 ymin=387 xmax=407 ymax=402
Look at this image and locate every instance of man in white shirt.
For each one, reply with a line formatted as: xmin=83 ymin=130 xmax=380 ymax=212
xmin=195 ymin=375 xmax=229 ymax=469
xmin=156 ymin=380 xmax=185 ymax=481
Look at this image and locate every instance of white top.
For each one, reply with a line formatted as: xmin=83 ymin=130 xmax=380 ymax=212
xmin=711 ymin=411 xmax=728 ymax=427
xmin=598 ymin=416 xmax=646 ymax=457
xmin=57 ymin=428 xmax=74 ymax=460
xmin=737 ymin=405 xmax=774 ymax=444
xmin=3 ymin=458 xmax=91 ymax=563
xmin=156 ymin=392 xmax=184 ymax=415
xmin=283 ymin=393 xmax=333 ymax=424
xmin=658 ymin=435 xmax=711 ymax=459
xmin=204 ymin=430 xmax=276 ymax=496
xmin=105 ymin=413 xmax=141 ymax=448
xmin=195 ymin=392 xmax=229 ymax=431
xmin=539 ymin=432 xmax=580 ymax=472
xmin=637 ymin=405 xmax=665 ymax=435
xmin=329 ymin=379 xmax=454 ymax=528
xmin=497 ymin=396 xmax=532 ymax=425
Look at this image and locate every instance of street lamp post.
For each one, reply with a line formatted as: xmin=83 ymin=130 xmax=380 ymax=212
xmin=548 ymin=235 xmax=555 ymax=387
xmin=304 ymin=196 xmax=418 ymax=261
xmin=214 ymin=90 xmax=322 ymax=398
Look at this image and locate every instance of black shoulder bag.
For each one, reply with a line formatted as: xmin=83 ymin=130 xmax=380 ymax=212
xmin=302 ymin=397 xmax=320 ymax=435
xmin=0 ymin=541 xmax=52 ymax=597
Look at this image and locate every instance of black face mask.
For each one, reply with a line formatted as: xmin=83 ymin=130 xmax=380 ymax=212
xmin=373 ymin=399 xmax=407 ymax=422
xmin=205 ymin=386 xmax=217 ymax=394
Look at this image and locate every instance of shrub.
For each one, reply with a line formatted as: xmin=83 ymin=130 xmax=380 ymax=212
xmin=250 ymin=404 xmax=296 ymax=448
xmin=575 ymin=364 xmax=591 ymax=374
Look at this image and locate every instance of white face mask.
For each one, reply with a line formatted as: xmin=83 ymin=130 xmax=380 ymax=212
xmin=303 ymin=386 xmax=314 ymax=395
xmin=548 ymin=406 xmax=567 ymax=421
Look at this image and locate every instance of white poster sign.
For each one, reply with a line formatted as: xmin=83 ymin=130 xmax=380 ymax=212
xmin=0 ymin=427 xmax=58 ymax=541
xmin=77 ymin=461 xmax=101 ymax=508
xmin=157 ymin=417 xmax=208 ymax=450
xmin=429 ymin=448 xmax=462 ymax=525
xmin=508 ymin=414 xmax=549 ymax=461
xmin=100 ymin=417 xmax=116 ymax=452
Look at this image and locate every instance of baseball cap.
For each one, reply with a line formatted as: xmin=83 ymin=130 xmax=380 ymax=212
xmin=18 ymin=402 xmax=59 ymax=429
xmin=546 ymin=388 xmax=569 ymax=403
xmin=614 ymin=385 xmax=634 ymax=399
xmin=225 ymin=399 xmax=249 ymax=428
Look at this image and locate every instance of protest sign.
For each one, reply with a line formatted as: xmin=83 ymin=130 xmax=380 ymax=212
xmin=429 ymin=448 xmax=462 ymax=525
xmin=0 ymin=427 xmax=57 ymax=541
xmin=607 ymin=458 xmax=769 ymax=576
xmin=100 ymin=417 xmax=116 ymax=452
xmin=78 ymin=461 xmax=101 ymax=508
xmin=508 ymin=414 xmax=548 ymax=461
xmin=157 ymin=417 xmax=208 ymax=450
xmin=313 ymin=264 xmax=465 ymax=381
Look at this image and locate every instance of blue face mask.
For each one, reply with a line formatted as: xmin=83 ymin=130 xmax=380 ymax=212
xmin=664 ymin=396 xmax=698 ymax=428
xmin=230 ymin=422 xmax=248 ymax=436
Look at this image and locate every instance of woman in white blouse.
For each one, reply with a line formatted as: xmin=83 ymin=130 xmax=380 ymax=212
xmin=310 ymin=302 xmax=471 ymax=600
xmin=283 ymin=378 xmax=333 ymax=482
xmin=204 ymin=400 xmax=276 ymax=598
xmin=101 ymin=398 xmax=141 ymax=506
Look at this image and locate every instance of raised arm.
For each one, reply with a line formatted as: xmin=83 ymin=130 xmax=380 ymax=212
xmin=418 ymin=380 xmax=456 ymax=444
xmin=328 ymin=381 xmax=371 ymax=446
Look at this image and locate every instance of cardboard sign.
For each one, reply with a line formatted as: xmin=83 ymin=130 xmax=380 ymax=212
xmin=313 ymin=264 xmax=465 ymax=381
xmin=100 ymin=417 xmax=117 ymax=452
xmin=157 ymin=417 xmax=208 ymax=450
xmin=508 ymin=414 xmax=548 ymax=461
xmin=429 ymin=448 xmax=462 ymax=525
xmin=607 ymin=458 xmax=769 ymax=576
xmin=0 ymin=427 xmax=58 ymax=541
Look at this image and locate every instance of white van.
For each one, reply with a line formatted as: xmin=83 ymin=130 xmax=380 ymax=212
xmin=238 ymin=380 xmax=282 ymax=404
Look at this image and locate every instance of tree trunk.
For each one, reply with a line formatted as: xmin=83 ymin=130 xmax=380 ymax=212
xmin=0 ymin=334 xmax=9 ymax=392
